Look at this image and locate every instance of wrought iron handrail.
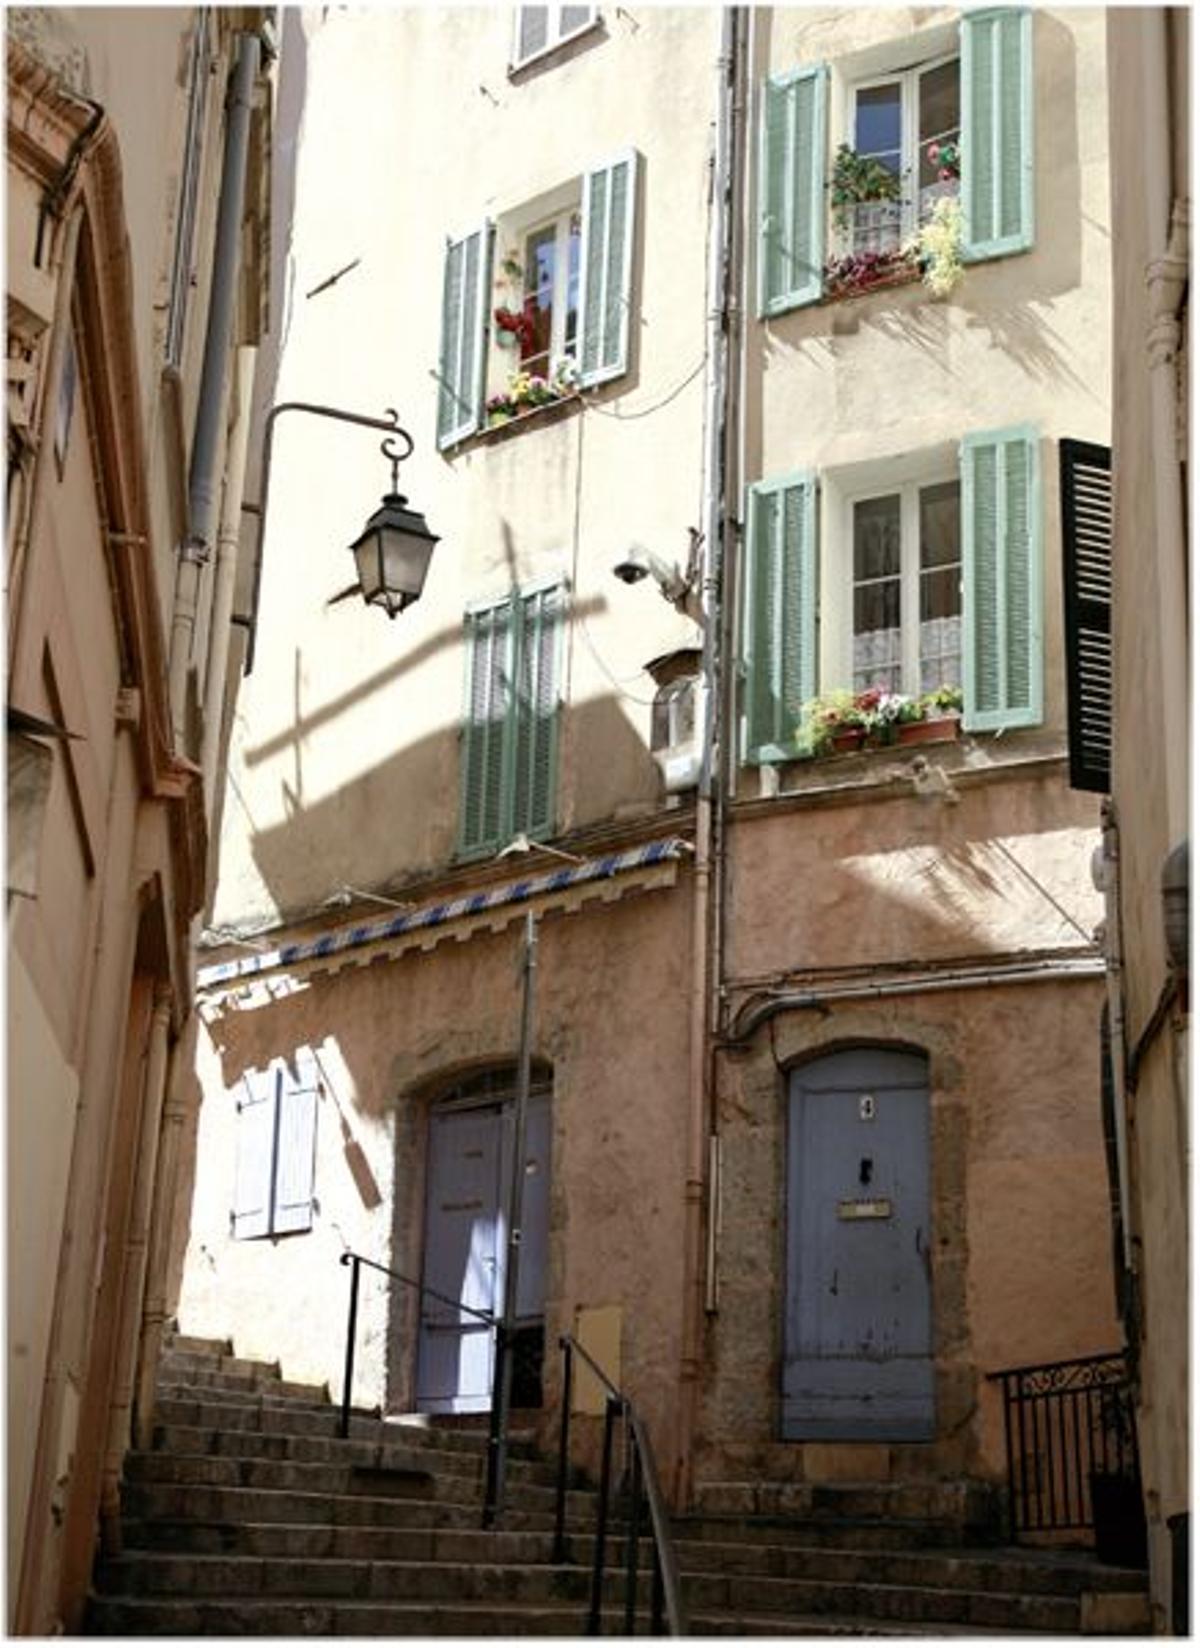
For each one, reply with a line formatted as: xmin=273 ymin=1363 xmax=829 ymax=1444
xmin=336 ymin=1249 xmax=495 ymax=1437
xmin=554 ymin=1333 xmax=686 ymax=1636
xmin=987 ymin=1349 xmax=1140 ymax=1542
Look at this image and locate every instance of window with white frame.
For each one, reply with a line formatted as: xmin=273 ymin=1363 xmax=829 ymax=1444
xmin=741 ymin=427 xmax=1042 ymax=764
xmin=848 ymin=477 xmax=962 ymax=695
xmin=232 ymin=1054 xmax=320 ymax=1240
xmin=437 ymin=152 xmax=637 ymax=448
xmin=842 ymin=55 xmax=960 ymax=255
xmin=512 ymin=5 xmax=598 ymax=70
xmin=760 ymin=9 xmax=1033 ymax=315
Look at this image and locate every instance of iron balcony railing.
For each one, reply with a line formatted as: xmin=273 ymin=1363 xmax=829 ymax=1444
xmin=988 ymin=1349 xmax=1140 ymax=1541
xmin=554 ymin=1334 xmax=686 ymax=1636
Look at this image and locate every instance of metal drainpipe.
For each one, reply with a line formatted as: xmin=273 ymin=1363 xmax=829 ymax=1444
xmin=1141 ymin=10 xmax=1189 ymax=846
xmin=675 ymin=2 xmax=737 ymax=1513
xmin=1097 ymin=805 xmax=1135 ymax=1274
xmin=199 ymin=345 xmax=257 ymax=812
xmin=168 ymin=31 xmax=261 ymax=747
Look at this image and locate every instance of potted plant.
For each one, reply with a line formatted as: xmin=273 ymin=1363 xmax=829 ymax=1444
xmin=822 ymin=246 xmax=917 ymax=300
xmin=830 ymin=144 xmax=901 ymax=232
xmin=797 ymin=689 xmax=871 ymax=755
xmin=896 ymin=685 xmax=963 ymax=745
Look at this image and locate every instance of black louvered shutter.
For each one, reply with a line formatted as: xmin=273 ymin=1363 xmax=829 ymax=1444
xmin=1060 ymin=439 xmax=1113 ymax=793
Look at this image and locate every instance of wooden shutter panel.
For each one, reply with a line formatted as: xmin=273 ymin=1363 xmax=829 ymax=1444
xmin=961 ymin=8 xmax=1034 ymax=260
xmin=579 ymin=151 xmax=637 ymax=387
xmin=459 ymin=601 xmax=515 ymax=855
xmin=742 ymin=473 xmax=818 ymax=762
xmin=961 ymin=425 xmax=1042 ymax=732
xmin=759 ymin=66 xmax=828 ymax=316
xmin=272 ymin=1050 xmax=320 ymax=1236
xmin=513 ymin=585 xmax=563 ymax=838
xmin=436 ymin=222 xmax=490 ymax=449
xmin=232 ymin=1067 xmax=276 ymax=1240
xmin=1060 ymin=439 xmax=1113 ymax=793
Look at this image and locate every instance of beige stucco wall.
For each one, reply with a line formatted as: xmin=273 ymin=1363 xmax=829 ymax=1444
xmin=1105 ymin=8 xmax=1189 ymax=1627
xmin=182 ymin=875 xmax=693 ymax=1466
xmin=213 ymin=5 xmax=716 ymax=928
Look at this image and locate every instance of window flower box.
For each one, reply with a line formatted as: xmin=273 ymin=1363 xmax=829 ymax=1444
xmin=797 ymin=685 xmax=962 ymax=758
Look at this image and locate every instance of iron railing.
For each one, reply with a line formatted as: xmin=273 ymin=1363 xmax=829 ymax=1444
xmin=554 ymin=1334 xmax=686 ymax=1636
xmin=988 ymin=1350 xmax=1140 ymax=1540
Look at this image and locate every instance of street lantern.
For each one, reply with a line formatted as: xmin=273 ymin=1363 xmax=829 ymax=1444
xmin=347 ymin=431 xmax=439 ymax=620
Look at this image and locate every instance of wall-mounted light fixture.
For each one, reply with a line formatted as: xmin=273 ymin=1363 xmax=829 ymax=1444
xmin=241 ymin=401 xmax=439 ymax=671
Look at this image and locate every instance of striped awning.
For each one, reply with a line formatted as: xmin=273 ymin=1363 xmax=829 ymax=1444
xmin=196 ymin=836 xmax=692 ymax=994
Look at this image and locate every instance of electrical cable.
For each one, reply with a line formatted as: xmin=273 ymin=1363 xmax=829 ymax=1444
xmin=580 ymin=354 xmax=707 ymax=420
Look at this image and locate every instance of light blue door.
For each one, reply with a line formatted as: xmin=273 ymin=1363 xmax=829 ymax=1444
xmin=783 ymin=1048 xmax=934 ymax=1440
xmin=416 ymin=1094 xmax=551 ymax=1414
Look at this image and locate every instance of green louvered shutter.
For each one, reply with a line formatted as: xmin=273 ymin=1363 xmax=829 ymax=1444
xmin=961 ymin=9 xmax=1034 ymax=260
xmin=742 ymin=473 xmax=818 ymax=762
xmin=513 ymin=584 xmax=563 ymax=839
xmin=579 ymin=151 xmax=637 ymax=387
xmin=272 ymin=1050 xmax=319 ymax=1236
xmin=759 ymin=65 xmax=828 ymax=316
xmin=460 ymin=600 xmax=516 ymax=855
xmin=436 ymin=222 xmax=491 ymax=448
xmin=232 ymin=1067 xmax=276 ymax=1240
xmin=961 ymin=425 xmax=1042 ymax=731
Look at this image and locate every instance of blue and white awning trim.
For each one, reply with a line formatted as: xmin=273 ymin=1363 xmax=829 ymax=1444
xmin=197 ymin=836 xmax=693 ymax=992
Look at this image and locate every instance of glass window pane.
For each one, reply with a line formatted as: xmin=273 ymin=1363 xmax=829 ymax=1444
xmin=559 ymin=5 xmax=592 ymax=34
xmin=855 ymin=82 xmax=902 ymax=170
xmin=522 ymin=225 xmax=556 ymax=372
xmin=918 ymin=59 xmax=961 ymax=200
xmin=920 ymin=566 xmax=959 ymax=622
xmin=919 ymin=59 xmax=960 ymax=144
xmin=854 ymin=494 xmax=901 ymax=580
xmin=564 ymin=215 xmax=581 ymax=356
xmin=919 ymin=480 xmax=960 ymax=570
xmin=854 ymin=579 xmax=900 ymax=635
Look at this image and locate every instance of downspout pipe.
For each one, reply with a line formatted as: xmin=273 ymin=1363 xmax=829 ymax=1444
xmin=200 ymin=345 xmax=257 ymax=812
xmin=1096 ymin=805 xmax=1134 ymax=1275
xmin=1140 ymin=10 xmax=1189 ymax=844
xmin=168 ymin=31 xmax=261 ymax=745
xmin=675 ymin=2 xmax=736 ymax=1513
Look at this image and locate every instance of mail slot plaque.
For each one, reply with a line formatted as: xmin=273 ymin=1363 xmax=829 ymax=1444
xmin=838 ymin=1197 xmax=892 ymax=1221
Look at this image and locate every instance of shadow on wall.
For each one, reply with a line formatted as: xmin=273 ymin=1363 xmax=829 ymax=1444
xmin=241 ymin=682 xmax=664 ymax=918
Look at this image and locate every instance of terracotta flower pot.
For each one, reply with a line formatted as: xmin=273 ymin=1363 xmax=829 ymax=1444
xmin=896 ymin=714 xmax=960 ymax=746
xmin=830 ymin=726 xmax=867 ymax=753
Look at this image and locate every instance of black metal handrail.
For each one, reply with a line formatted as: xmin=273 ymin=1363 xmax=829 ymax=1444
xmin=988 ymin=1349 xmax=1140 ymax=1541
xmin=337 ymin=1250 xmax=509 ymax=1521
xmin=554 ymin=1334 xmax=686 ymax=1636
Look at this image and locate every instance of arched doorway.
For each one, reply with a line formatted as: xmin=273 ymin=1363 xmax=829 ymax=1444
xmin=415 ymin=1066 xmax=552 ymax=1414
xmin=783 ymin=1046 xmax=934 ymax=1441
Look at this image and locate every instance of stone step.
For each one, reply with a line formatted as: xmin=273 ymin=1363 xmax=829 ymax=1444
xmin=691 ymin=1611 xmax=1050 ymax=1637
xmin=159 ymin=1349 xmax=282 ymax=1381
xmin=163 ymin=1334 xmax=232 ymax=1359
xmin=675 ymin=1511 xmax=986 ymax=1552
xmin=148 ymin=1420 xmax=558 ymax=1486
xmin=85 ymin=1595 xmax=601 ymax=1635
xmin=692 ymin=1478 xmax=1000 ymax=1532
xmin=123 ymin=1453 xmax=599 ymax=1519
xmin=115 ymin=1519 xmax=596 ymax=1563
xmin=120 ymin=1478 xmax=595 ymax=1535
xmin=154 ymin=1363 xmax=330 ymax=1402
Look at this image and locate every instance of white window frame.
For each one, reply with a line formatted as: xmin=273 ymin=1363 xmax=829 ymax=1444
xmin=511 ymin=5 xmax=599 ymax=72
xmin=838 ymin=45 xmax=960 ymax=251
xmin=489 ymin=182 xmax=580 ymax=396
xmin=821 ymin=446 xmax=960 ymax=699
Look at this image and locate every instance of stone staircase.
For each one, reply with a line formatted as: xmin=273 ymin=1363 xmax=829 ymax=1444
xmin=86 ymin=1335 xmax=1151 ymax=1635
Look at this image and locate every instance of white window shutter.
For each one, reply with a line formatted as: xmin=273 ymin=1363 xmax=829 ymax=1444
xmin=436 ymin=221 xmax=492 ymax=449
xmin=272 ymin=1050 xmax=320 ymax=1236
xmin=579 ymin=150 xmax=638 ymax=388
xmin=232 ymin=1067 xmax=276 ymax=1240
xmin=961 ymin=425 xmax=1043 ymax=731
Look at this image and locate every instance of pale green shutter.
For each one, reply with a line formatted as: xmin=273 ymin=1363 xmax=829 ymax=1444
xmin=579 ymin=151 xmax=637 ymax=387
xmin=232 ymin=1067 xmax=276 ymax=1240
xmin=459 ymin=601 xmax=515 ymax=855
xmin=436 ymin=222 xmax=491 ymax=448
xmin=961 ymin=9 xmax=1034 ymax=260
xmin=513 ymin=584 xmax=563 ymax=839
xmin=961 ymin=425 xmax=1042 ymax=731
xmin=742 ymin=473 xmax=818 ymax=762
xmin=759 ymin=66 xmax=828 ymax=316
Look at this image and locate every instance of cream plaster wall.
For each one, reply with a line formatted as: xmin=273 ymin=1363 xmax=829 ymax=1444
xmin=184 ymin=877 xmax=693 ymax=1465
xmin=213 ymin=5 xmax=716 ymax=927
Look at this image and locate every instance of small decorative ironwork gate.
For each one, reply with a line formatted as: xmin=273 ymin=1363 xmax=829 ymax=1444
xmin=988 ymin=1351 xmax=1139 ymax=1540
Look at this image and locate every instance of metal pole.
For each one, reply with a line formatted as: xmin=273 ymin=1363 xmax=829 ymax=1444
xmin=587 ymin=1394 xmax=619 ymax=1635
xmin=339 ymin=1253 xmax=360 ymax=1439
xmin=484 ymin=911 xmax=538 ymax=1527
xmin=553 ymin=1336 xmax=573 ymax=1562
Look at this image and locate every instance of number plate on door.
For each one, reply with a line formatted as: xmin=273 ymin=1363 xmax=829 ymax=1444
xmin=838 ymin=1197 xmax=892 ymax=1220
